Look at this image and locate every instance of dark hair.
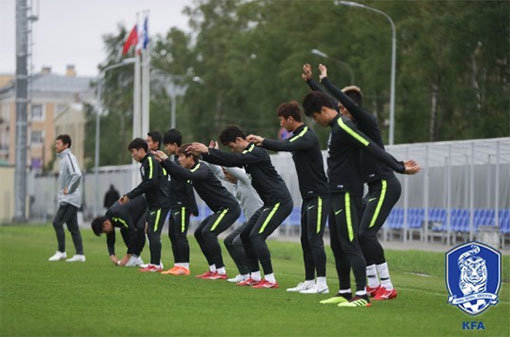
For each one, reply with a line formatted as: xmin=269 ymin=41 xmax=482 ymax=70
xmin=178 ymin=143 xmax=199 ymax=162
xmin=219 ymin=125 xmax=246 ymax=146
xmin=56 ymin=134 xmax=72 ymax=148
xmin=276 ymin=100 xmax=302 ymax=122
xmin=147 ymin=131 xmax=162 ymax=148
xmin=128 ymin=138 xmax=148 ymax=152
xmin=163 ymin=129 xmax=182 ymax=146
xmin=302 ymin=91 xmax=335 ymax=117
xmin=91 ymin=216 xmax=108 ymax=236
xmin=342 ymin=85 xmax=363 ymax=107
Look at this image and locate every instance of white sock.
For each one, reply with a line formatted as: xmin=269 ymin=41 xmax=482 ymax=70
xmin=209 ymin=264 xmax=216 ymax=272
xmin=339 ymin=288 xmax=351 ymax=294
xmin=217 ymin=267 xmax=226 ymax=275
xmin=376 ymin=262 xmax=393 ymax=290
xmin=316 ymin=277 xmax=327 ymax=288
xmin=265 ymin=273 xmax=276 ymax=283
xmin=366 ymin=264 xmax=380 ymax=288
xmin=251 ymin=271 xmax=261 ymax=281
xmin=181 ymin=263 xmax=189 ymax=269
xmin=303 ymin=279 xmax=315 ymax=286
xmin=355 ymin=290 xmax=367 ymax=296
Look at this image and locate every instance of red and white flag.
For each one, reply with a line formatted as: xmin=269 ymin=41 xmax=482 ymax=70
xmin=122 ymin=25 xmax=138 ymax=55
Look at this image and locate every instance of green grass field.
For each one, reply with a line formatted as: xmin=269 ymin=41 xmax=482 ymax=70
xmin=1 ymin=224 xmax=509 ymax=337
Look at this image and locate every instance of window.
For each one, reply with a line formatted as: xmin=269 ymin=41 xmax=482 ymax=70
xmin=31 ymin=130 xmax=43 ymax=145
xmin=31 ymin=104 xmax=44 ymax=120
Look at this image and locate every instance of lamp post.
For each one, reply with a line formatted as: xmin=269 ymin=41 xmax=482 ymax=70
xmin=311 ymin=48 xmax=355 ymax=84
xmin=93 ymin=57 xmax=136 ymax=217
xmin=336 ymin=1 xmax=396 ymax=145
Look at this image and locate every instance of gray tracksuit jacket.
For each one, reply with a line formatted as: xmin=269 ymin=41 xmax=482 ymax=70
xmin=57 ymin=149 xmax=82 ymax=208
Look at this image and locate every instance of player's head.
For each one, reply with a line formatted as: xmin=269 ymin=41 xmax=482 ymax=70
xmin=91 ymin=216 xmax=114 ymax=236
xmin=146 ymin=131 xmax=162 ymax=151
xmin=128 ymin=138 xmax=148 ymax=162
xmin=177 ymin=144 xmax=198 ymax=168
xmin=55 ymin=134 xmax=72 ymax=153
xmin=276 ymin=100 xmax=302 ymax=132
xmin=162 ymin=129 xmax=182 ymax=155
xmin=339 ymin=85 xmax=363 ymax=119
xmin=219 ymin=125 xmax=249 ymax=153
xmin=222 ymin=168 xmax=238 ymax=184
xmin=302 ymin=91 xmax=337 ymax=127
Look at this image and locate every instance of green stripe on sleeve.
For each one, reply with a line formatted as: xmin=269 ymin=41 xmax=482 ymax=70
xmin=148 ymin=156 xmax=154 ymax=178
xmin=337 ymin=118 xmax=369 ymax=146
xmin=289 ymin=126 xmax=308 ymax=142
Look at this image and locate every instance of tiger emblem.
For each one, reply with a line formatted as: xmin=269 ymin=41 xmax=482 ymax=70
xmin=458 ymin=245 xmax=488 ymax=296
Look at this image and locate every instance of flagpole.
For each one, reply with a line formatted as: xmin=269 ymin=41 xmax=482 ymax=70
xmin=132 ymin=12 xmax=142 ymax=189
xmin=141 ymin=11 xmax=150 ymax=139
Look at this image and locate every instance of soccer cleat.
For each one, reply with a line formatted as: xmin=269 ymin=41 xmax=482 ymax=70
xmin=195 ymin=270 xmax=216 ymax=279
xmin=251 ymin=279 xmax=279 ymax=289
xmin=286 ymin=281 xmax=314 ymax=292
xmin=338 ymin=295 xmax=371 ymax=308
xmin=366 ymin=285 xmax=381 ymax=297
xmin=161 ymin=266 xmax=190 ymax=275
xmin=139 ymin=264 xmax=163 ymax=272
xmin=300 ymin=285 xmax=329 ymax=294
xmin=227 ymin=274 xmax=248 ymax=283
xmin=206 ymin=272 xmax=228 ymax=280
xmin=125 ymin=256 xmax=143 ymax=267
xmin=48 ymin=251 xmax=67 ymax=261
xmin=236 ymin=278 xmax=261 ymax=286
xmin=373 ymin=287 xmax=397 ymax=300
xmin=135 ymin=257 xmax=144 ymax=266
xmin=65 ymin=254 xmax=86 ymax=262
xmin=320 ymin=294 xmax=350 ymax=304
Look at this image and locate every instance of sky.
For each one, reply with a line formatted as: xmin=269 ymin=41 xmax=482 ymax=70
xmin=0 ymin=0 xmax=194 ymax=77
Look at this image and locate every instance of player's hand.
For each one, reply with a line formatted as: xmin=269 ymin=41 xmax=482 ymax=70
xmin=247 ymin=134 xmax=264 ymax=145
xmin=403 ymin=160 xmax=421 ymax=175
xmin=301 ymin=63 xmax=312 ymax=81
xmin=319 ymin=64 xmax=328 ymax=81
xmin=117 ymin=255 xmax=130 ymax=267
xmin=63 ymin=188 xmax=68 ymax=195
xmin=188 ymin=142 xmax=209 ymax=155
xmin=110 ymin=255 xmax=119 ymax=265
xmin=208 ymin=140 xmax=219 ymax=149
xmin=152 ymin=150 xmax=168 ymax=161
xmin=119 ymin=195 xmax=129 ymax=205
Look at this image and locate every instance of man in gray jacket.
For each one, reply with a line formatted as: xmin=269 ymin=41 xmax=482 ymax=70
xmin=48 ymin=135 xmax=85 ymax=262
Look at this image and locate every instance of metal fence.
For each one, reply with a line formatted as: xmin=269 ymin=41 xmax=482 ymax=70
xmin=28 ymin=137 xmax=510 ymax=247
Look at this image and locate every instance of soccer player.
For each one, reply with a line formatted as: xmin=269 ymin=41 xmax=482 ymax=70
xmin=158 ymin=129 xmax=198 ymax=276
xmin=317 ymin=64 xmax=404 ymax=300
xmin=91 ymin=195 xmax=147 ymax=267
xmin=208 ymin=141 xmax=264 ymax=284
xmin=188 ymin=126 xmax=293 ymax=289
xmin=120 ymin=138 xmax=170 ymax=272
xmin=48 ymin=134 xmax=85 ymax=263
xmin=247 ymin=102 xmax=329 ymax=294
xmin=152 ymin=145 xmax=241 ymax=280
xmin=302 ymin=91 xmax=420 ymax=307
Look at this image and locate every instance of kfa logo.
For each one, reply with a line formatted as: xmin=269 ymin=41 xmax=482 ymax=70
xmin=446 ymin=242 xmax=501 ymax=315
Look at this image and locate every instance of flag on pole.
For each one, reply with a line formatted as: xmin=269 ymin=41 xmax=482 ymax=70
xmin=136 ymin=17 xmax=149 ymax=54
xmin=122 ymin=25 xmax=138 ymax=55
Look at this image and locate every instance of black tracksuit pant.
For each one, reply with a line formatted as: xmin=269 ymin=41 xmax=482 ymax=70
xmin=224 ymin=222 xmax=249 ymax=275
xmin=168 ymin=207 xmax=191 ymax=264
xmin=240 ymin=198 xmax=293 ymax=275
xmin=194 ymin=204 xmax=241 ymax=269
xmin=359 ymin=176 xmax=401 ymax=265
xmin=147 ymin=207 xmax=170 ymax=265
xmin=53 ymin=203 xmax=83 ymax=254
xmin=329 ymin=192 xmax=366 ymax=292
xmin=301 ymin=196 xmax=328 ymax=280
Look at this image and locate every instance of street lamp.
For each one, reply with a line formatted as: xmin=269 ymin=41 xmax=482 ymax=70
xmin=336 ymin=1 xmax=397 ymax=145
xmin=311 ymin=48 xmax=355 ymax=84
xmin=93 ymin=57 xmax=136 ymax=217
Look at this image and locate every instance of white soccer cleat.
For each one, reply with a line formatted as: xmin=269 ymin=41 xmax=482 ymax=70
xmin=125 ymin=256 xmax=139 ymax=267
xmin=48 ymin=251 xmax=67 ymax=261
xmin=286 ymin=281 xmax=315 ymax=292
xmin=300 ymin=285 xmax=330 ymax=294
xmin=227 ymin=274 xmax=248 ymax=283
xmin=135 ymin=256 xmax=144 ymax=266
xmin=66 ymin=254 xmax=86 ymax=262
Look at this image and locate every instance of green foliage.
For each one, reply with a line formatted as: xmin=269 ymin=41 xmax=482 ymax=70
xmin=84 ymin=0 xmax=510 ymax=166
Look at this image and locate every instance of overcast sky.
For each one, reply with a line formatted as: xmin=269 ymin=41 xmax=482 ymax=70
xmin=0 ymin=0 xmax=194 ymax=77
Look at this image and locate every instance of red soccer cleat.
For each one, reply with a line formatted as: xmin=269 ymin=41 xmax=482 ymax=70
xmin=373 ymin=287 xmax=397 ymax=300
xmin=139 ymin=264 xmax=163 ymax=272
xmin=236 ymin=278 xmax=261 ymax=286
xmin=195 ymin=270 xmax=216 ymax=279
xmin=251 ymin=279 xmax=279 ymax=289
xmin=206 ymin=272 xmax=228 ymax=280
xmin=366 ymin=285 xmax=381 ymax=297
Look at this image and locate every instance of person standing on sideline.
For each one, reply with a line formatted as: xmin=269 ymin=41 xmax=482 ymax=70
xmin=48 ymin=134 xmax=85 ymax=262
xmin=104 ymin=185 xmax=120 ymax=210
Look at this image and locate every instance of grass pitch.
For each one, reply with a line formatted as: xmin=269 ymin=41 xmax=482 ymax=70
xmin=0 ymin=224 xmax=509 ymax=337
